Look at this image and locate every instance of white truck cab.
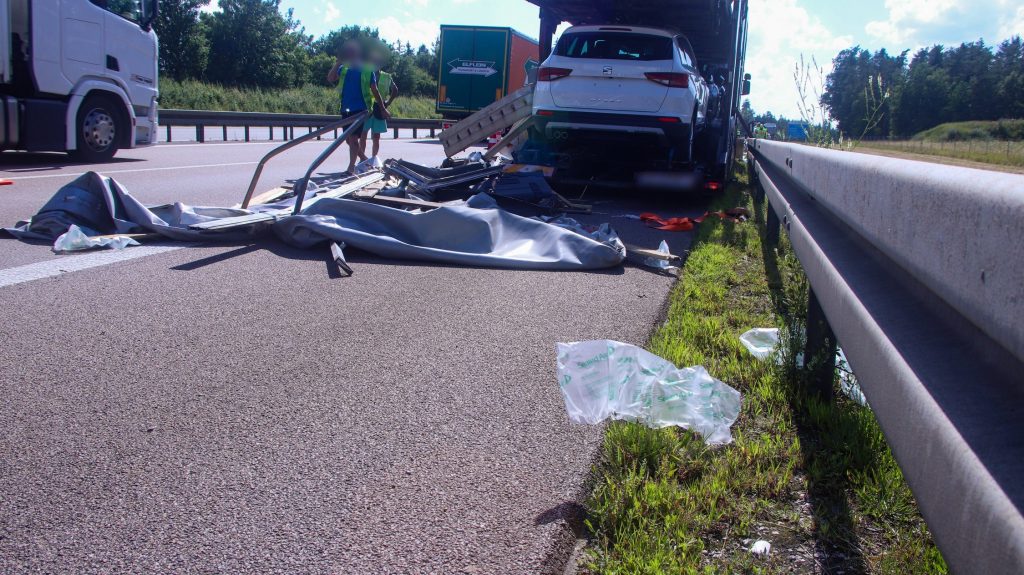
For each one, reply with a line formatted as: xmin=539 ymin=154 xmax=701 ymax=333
xmin=0 ymin=0 xmax=158 ymax=161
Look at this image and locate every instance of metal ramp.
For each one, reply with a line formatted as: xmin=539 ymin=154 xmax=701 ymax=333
xmin=439 ymin=85 xmax=534 ymax=158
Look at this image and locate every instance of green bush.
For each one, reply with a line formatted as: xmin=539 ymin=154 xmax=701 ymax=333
xmin=157 ymin=79 xmax=440 ymax=118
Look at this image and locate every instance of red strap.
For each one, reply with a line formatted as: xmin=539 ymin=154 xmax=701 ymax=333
xmin=639 ymin=212 xmax=695 ymax=232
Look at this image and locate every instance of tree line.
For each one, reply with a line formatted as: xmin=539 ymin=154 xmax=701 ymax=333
xmin=821 ymin=36 xmax=1024 ymax=139
xmin=155 ymin=0 xmax=439 ymax=97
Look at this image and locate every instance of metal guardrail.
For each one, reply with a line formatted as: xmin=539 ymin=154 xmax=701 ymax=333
xmin=746 ymin=138 xmax=1024 ymax=575
xmin=158 ymin=109 xmax=444 ymax=143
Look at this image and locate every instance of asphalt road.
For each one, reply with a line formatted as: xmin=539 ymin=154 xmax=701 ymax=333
xmin=0 ymin=139 xmax=706 ymax=574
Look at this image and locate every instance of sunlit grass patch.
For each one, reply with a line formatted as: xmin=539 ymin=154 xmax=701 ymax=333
xmin=579 ymin=162 xmax=945 ymax=574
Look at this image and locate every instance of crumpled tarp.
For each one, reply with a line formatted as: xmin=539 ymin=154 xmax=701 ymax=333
xmin=3 ymin=172 xmax=258 ymax=242
xmin=274 ymin=197 xmax=625 ymax=270
xmin=5 ymin=171 xmax=626 ymax=270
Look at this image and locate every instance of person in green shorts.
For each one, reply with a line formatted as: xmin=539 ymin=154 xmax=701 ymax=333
xmin=362 ymin=51 xmax=400 ymax=160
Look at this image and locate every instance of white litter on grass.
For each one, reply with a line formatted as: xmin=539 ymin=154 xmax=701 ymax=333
xmin=555 ymin=340 xmax=742 ymax=445
xmin=739 ymin=328 xmax=869 ymax=407
xmin=837 ymin=349 xmax=868 ymax=407
xmin=739 ymin=328 xmax=780 ymax=360
xmin=749 ymin=540 xmax=772 ymax=556
xmin=53 ymin=225 xmax=140 ymax=253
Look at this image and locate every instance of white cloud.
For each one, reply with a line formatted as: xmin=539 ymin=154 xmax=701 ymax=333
xmin=323 ymin=1 xmax=340 ymax=23
xmin=744 ymin=0 xmax=853 ymax=118
xmin=373 ymin=16 xmax=440 ymax=48
xmin=867 ymin=0 xmax=1023 ymax=49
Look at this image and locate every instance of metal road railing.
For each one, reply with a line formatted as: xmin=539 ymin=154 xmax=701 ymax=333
xmin=746 ymin=138 xmax=1024 ymax=575
xmin=158 ymin=109 xmax=444 ymax=143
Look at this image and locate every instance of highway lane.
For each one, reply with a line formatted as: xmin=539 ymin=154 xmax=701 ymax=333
xmin=0 ymin=139 xmax=706 ymax=573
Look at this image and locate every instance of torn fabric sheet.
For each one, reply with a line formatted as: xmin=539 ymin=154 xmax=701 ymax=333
xmin=274 ymin=197 xmax=625 ymax=270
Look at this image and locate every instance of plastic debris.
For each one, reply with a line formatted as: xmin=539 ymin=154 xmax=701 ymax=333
xmin=837 ymin=349 xmax=868 ymax=407
xmin=52 ymin=225 xmax=140 ymax=253
xmin=642 ymin=240 xmax=673 ymax=271
xmin=739 ymin=328 xmax=780 ymax=360
xmin=556 ymin=340 xmax=742 ymax=445
xmin=749 ymin=540 xmax=771 ymax=556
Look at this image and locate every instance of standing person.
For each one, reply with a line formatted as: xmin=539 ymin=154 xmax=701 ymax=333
xmin=327 ymin=40 xmax=387 ymax=174
xmin=362 ymin=51 xmax=400 ymax=161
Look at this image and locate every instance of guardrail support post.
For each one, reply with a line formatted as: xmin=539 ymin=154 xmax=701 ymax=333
xmin=244 ymin=126 xmax=250 ymax=142
xmin=413 ymin=128 xmax=418 ymax=138
xmin=430 ymin=128 xmax=436 ymax=138
xmin=269 ymin=126 xmax=274 ymax=140
xmin=765 ymin=201 xmax=780 ymax=247
xmin=804 ymin=288 xmax=837 ymax=400
xmin=166 ymin=125 xmax=171 ymax=143
xmin=196 ymin=125 xmax=204 ymax=143
xmin=222 ymin=126 xmax=228 ymax=141
xmin=393 ymin=127 xmax=398 ymax=139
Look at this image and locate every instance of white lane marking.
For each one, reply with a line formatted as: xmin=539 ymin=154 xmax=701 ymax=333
xmin=5 ymin=161 xmax=259 ymax=180
xmin=0 ymin=245 xmax=182 ymax=288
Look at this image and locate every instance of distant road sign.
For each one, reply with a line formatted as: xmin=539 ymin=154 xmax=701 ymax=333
xmin=448 ymin=59 xmax=498 ymax=77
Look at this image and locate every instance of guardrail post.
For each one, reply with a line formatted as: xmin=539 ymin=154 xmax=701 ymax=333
xmin=244 ymin=126 xmax=250 ymax=142
xmin=196 ymin=125 xmax=204 ymax=143
xmin=393 ymin=127 xmax=398 ymax=139
xmin=269 ymin=126 xmax=274 ymax=140
xmin=804 ymin=288 xmax=837 ymax=400
xmin=413 ymin=128 xmax=418 ymax=138
xmin=430 ymin=128 xmax=436 ymax=137
xmin=765 ymin=201 xmax=780 ymax=247
xmin=166 ymin=125 xmax=171 ymax=143
xmin=222 ymin=126 xmax=228 ymax=141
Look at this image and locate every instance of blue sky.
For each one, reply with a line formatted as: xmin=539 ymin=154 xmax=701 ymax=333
xmin=255 ymin=0 xmax=1024 ymax=117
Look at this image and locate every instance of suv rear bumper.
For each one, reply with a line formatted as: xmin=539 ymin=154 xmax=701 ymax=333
xmin=532 ymin=110 xmax=690 ymax=149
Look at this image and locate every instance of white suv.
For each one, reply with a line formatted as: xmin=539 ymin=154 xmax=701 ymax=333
xmin=531 ymin=25 xmax=709 ymax=165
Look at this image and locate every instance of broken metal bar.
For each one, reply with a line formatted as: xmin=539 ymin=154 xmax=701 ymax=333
xmin=291 ymin=113 xmax=370 ymax=215
xmin=240 ymin=112 xmax=367 ymax=209
xmin=482 ymin=116 xmax=535 ymax=162
xmin=331 ymin=242 xmax=353 ymax=276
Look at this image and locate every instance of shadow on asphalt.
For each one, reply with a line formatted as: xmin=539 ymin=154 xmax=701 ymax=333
xmin=0 ymin=152 xmax=145 ymax=172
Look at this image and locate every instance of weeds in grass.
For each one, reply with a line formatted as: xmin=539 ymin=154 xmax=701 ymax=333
xmin=579 ymin=165 xmax=946 ymax=574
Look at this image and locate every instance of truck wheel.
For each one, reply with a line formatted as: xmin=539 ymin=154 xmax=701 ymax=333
xmin=70 ymin=95 xmax=123 ymax=162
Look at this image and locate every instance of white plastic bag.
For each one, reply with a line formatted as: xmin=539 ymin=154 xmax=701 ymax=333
xmin=556 ymin=340 xmax=742 ymax=445
xmin=738 ymin=328 xmax=780 ymax=360
xmin=53 ymin=225 xmax=140 ymax=253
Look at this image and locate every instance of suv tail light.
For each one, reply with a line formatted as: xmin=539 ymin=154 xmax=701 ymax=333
xmin=538 ymin=67 xmax=573 ymax=81
xmin=644 ymin=72 xmax=689 ymax=88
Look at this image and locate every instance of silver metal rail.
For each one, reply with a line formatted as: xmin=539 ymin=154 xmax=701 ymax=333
xmin=747 ymin=138 xmax=1024 ymax=575
xmin=158 ymin=109 xmax=444 ymax=143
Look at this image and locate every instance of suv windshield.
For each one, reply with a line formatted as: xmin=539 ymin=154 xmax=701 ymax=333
xmin=555 ymin=32 xmax=673 ymax=61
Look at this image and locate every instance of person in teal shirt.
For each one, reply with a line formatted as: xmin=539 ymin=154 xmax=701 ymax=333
xmin=362 ymin=50 xmax=401 ymax=160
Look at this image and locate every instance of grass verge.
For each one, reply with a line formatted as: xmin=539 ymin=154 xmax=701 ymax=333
xmin=579 ymin=164 xmax=947 ymax=574
xmin=158 ymin=79 xmax=441 ymax=118
xmin=856 ymin=139 xmax=1024 ymax=169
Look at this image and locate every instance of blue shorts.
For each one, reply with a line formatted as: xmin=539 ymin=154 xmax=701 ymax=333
xmin=364 ymin=116 xmax=388 ymax=134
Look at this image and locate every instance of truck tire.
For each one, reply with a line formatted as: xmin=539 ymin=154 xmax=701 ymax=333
xmin=70 ymin=94 xmax=124 ymax=162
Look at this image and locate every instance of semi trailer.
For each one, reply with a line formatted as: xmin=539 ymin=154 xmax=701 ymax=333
xmin=436 ymin=25 xmax=539 ymax=123
xmin=0 ymin=0 xmax=159 ymax=161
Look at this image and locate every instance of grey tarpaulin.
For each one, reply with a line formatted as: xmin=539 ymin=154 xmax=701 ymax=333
xmin=3 ymin=172 xmax=259 ymax=242
xmin=6 ymin=172 xmax=627 ymax=270
xmin=274 ymin=197 xmax=625 ymax=270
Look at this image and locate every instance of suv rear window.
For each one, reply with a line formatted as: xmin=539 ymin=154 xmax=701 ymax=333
xmin=555 ymin=32 xmax=674 ymax=61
